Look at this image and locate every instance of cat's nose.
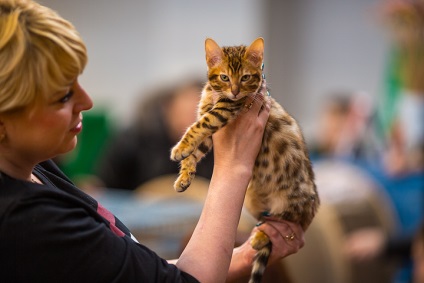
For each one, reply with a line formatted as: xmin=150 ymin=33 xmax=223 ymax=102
xmin=231 ymin=86 xmax=240 ymax=96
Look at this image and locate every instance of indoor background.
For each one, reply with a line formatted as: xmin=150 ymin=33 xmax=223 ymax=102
xmin=37 ymin=0 xmax=388 ymax=133
xmin=35 ymin=1 xmax=423 ymax=283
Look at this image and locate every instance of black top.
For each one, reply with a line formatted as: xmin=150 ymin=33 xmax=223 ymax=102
xmin=0 ymin=160 xmax=199 ymax=283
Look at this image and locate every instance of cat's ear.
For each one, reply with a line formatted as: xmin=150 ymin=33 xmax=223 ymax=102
xmin=205 ymin=38 xmax=224 ymax=68
xmin=245 ymin=37 xmax=264 ymax=67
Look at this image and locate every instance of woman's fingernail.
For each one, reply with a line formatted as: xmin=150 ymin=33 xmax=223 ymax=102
xmin=261 ymin=62 xmax=265 ymax=70
xmin=262 ymin=73 xmax=266 ymax=79
xmin=256 ymin=221 xmax=264 ymax=227
xmin=267 ymin=90 xmax=270 ymax=97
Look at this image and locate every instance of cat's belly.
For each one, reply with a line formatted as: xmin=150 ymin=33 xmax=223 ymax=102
xmin=244 ymin=173 xmax=319 ymax=227
xmin=244 ymin=179 xmax=290 ymax=220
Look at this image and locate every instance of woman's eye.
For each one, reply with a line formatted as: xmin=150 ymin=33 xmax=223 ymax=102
xmin=241 ymin=75 xmax=251 ymax=81
xmin=59 ymin=90 xmax=74 ymax=103
xmin=220 ymin=74 xmax=229 ymax=82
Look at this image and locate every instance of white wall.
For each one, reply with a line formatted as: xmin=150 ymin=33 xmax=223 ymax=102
xmin=265 ymin=0 xmax=390 ymax=137
xmin=38 ymin=0 xmax=264 ymax=125
xmin=37 ymin=0 xmax=389 ymax=133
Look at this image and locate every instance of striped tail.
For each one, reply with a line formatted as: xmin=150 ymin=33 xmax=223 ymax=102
xmin=248 ymin=241 xmax=272 ymax=283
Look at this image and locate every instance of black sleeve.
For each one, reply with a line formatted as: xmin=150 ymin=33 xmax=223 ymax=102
xmin=1 ymin=191 xmax=199 ymax=283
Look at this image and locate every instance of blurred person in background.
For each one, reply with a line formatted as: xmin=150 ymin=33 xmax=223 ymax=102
xmin=95 ymin=77 xmax=214 ymax=191
xmin=308 ymin=90 xmax=376 ymax=162
xmin=341 ymin=1 xmax=424 ymax=283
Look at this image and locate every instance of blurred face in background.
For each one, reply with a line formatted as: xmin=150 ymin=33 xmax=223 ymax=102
xmin=164 ymin=85 xmax=200 ymax=142
xmin=317 ymin=100 xmax=350 ymax=153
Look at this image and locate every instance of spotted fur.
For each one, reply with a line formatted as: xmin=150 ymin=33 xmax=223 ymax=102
xmin=170 ymin=38 xmax=319 ymax=283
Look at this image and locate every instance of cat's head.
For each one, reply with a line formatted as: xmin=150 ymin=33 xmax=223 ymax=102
xmin=205 ymin=37 xmax=264 ymax=101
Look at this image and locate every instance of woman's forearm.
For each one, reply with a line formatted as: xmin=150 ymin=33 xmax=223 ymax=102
xmin=176 ymin=166 xmax=252 ymax=283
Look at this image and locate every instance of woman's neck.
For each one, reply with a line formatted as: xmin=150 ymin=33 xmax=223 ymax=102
xmin=0 ymin=156 xmax=35 ymax=182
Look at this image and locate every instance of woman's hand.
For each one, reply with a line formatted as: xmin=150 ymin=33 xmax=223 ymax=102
xmin=212 ymin=81 xmax=270 ymax=175
xmin=257 ymin=217 xmax=305 ymax=265
xmin=227 ymin=219 xmax=305 ymax=282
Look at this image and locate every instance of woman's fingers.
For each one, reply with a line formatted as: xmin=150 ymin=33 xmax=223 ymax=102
xmin=254 ymin=219 xmax=305 ymax=264
xmin=243 ymin=79 xmax=269 ymax=115
xmin=263 ymin=217 xmax=305 ymax=246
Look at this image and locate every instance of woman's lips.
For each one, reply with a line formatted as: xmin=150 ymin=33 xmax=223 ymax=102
xmin=71 ymin=121 xmax=82 ymax=133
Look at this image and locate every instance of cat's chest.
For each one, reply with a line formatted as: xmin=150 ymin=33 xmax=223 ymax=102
xmin=211 ymin=91 xmax=222 ymax=104
xmin=200 ymin=91 xmax=246 ymax=116
xmin=201 ymin=89 xmax=222 ymax=105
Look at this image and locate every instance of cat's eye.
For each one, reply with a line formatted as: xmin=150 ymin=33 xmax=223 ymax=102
xmin=220 ymin=75 xmax=229 ymax=82
xmin=241 ymin=75 xmax=251 ymax=81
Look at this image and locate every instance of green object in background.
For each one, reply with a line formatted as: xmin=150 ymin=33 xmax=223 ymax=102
xmin=377 ymin=48 xmax=402 ymax=140
xmin=58 ymin=108 xmax=114 ymax=183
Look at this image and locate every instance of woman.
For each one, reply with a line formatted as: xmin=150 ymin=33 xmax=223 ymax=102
xmin=0 ymin=0 xmax=305 ymax=282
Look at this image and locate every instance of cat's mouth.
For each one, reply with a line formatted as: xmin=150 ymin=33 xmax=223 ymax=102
xmin=225 ymin=92 xmax=248 ymax=101
xmin=213 ymin=91 xmax=243 ymax=103
xmin=213 ymin=90 xmax=250 ymax=103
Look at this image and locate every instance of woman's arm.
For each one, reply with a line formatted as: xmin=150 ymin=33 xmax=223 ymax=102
xmin=176 ymin=91 xmax=270 ymax=282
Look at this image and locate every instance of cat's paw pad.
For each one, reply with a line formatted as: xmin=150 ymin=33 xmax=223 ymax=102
xmin=174 ymin=171 xmax=195 ymax=192
xmin=250 ymin=230 xmax=270 ymax=250
xmin=170 ymin=144 xmax=192 ymax=161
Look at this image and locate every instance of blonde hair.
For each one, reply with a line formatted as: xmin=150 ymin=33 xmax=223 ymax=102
xmin=0 ymin=0 xmax=87 ymax=113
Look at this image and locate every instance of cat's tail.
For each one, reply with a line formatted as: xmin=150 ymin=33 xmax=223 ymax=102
xmin=248 ymin=241 xmax=272 ymax=283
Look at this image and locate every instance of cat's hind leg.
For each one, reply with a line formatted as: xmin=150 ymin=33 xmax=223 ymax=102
xmin=249 ymin=230 xmax=272 ymax=283
xmin=250 ymin=230 xmax=271 ymax=252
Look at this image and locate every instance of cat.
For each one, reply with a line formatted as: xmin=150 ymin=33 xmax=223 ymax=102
xmin=170 ymin=37 xmax=319 ymax=283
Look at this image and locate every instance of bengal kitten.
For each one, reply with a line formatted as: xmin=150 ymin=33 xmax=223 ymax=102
xmin=170 ymin=37 xmax=319 ymax=283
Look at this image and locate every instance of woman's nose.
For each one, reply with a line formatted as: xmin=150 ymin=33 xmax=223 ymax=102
xmin=74 ymin=82 xmax=93 ymax=112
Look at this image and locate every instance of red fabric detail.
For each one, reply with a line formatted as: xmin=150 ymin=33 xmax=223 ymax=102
xmin=97 ymin=203 xmax=125 ymax=237
xmin=110 ymin=224 xmax=125 ymax=238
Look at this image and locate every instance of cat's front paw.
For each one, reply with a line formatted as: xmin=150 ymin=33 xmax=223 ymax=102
xmin=173 ymin=171 xmax=195 ymax=192
xmin=170 ymin=143 xmax=192 ymax=161
xmin=250 ymin=230 xmax=270 ymax=250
